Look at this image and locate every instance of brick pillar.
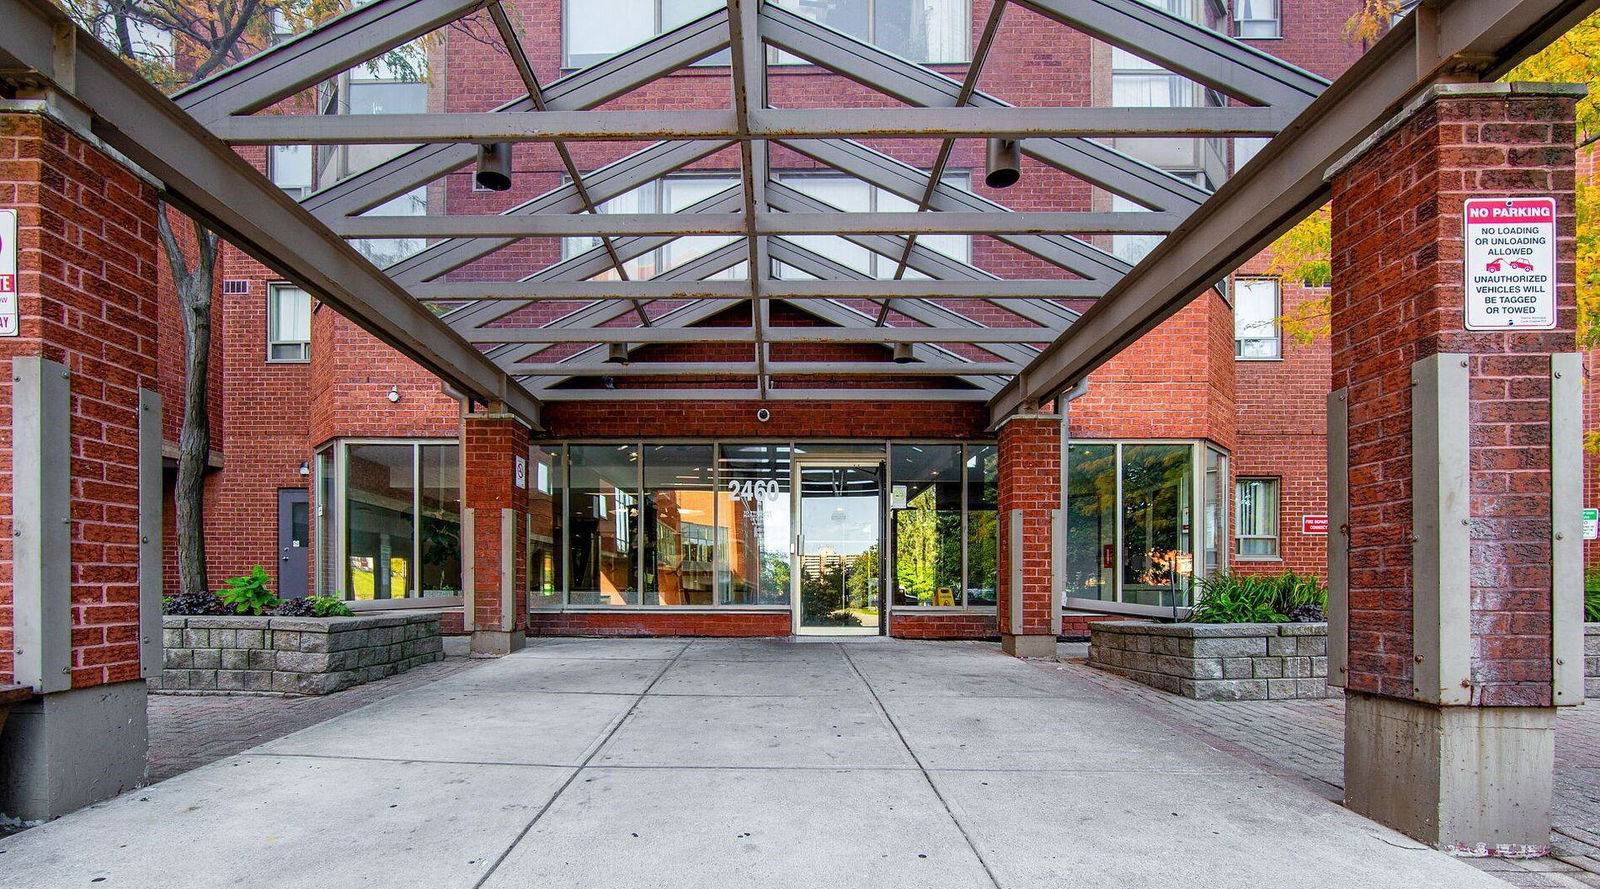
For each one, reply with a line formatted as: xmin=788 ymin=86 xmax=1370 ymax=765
xmin=1328 ymin=83 xmax=1583 ymax=853
xmin=0 ymin=107 xmax=160 ymax=819
xmin=997 ymin=412 xmax=1061 ymax=657
xmin=461 ymin=410 xmax=530 ymax=655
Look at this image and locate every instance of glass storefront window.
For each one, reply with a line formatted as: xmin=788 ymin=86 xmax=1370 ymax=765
xmin=418 ymin=444 xmax=461 ymax=596
xmin=965 ymin=445 xmax=999 ymax=607
xmin=569 ymin=444 xmax=640 ymax=605
xmin=345 ymin=443 xmax=416 ymax=600
xmin=1063 ymin=441 xmax=1213 ymax=608
xmin=1120 ymin=444 xmax=1195 ymax=608
xmin=890 ymin=445 xmax=962 ymax=607
xmin=644 ymin=444 xmax=717 ymax=606
xmin=314 ymin=447 xmax=335 ymax=595
xmin=528 ymin=445 xmax=563 ymax=608
xmin=717 ymin=444 xmax=792 ymax=605
xmin=1064 ymin=443 xmax=1117 ymax=601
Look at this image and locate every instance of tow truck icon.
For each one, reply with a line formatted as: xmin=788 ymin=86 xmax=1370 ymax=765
xmin=1485 ymin=256 xmax=1536 ymax=272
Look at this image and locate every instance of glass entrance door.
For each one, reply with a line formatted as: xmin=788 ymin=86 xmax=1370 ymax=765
xmin=794 ymin=463 xmax=883 ymax=635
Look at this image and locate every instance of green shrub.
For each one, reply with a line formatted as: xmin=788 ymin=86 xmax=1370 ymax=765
xmin=1586 ymin=567 xmax=1600 ymax=623
xmin=217 ymin=566 xmax=281 ymax=616
xmin=1188 ymin=571 xmax=1327 ymax=624
xmin=310 ymin=595 xmax=354 ymax=618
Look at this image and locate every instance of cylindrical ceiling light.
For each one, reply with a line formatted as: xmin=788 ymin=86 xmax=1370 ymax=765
xmin=892 ymin=342 xmax=917 ymax=364
xmin=606 ymin=342 xmax=631 ymax=365
xmin=475 ymin=142 xmax=514 ymax=192
xmin=984 ymin=137 xmax=1022 ymax=189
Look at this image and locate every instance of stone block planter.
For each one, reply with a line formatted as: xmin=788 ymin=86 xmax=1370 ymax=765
xmin=154 ymin=612 xmax=444 ymax=696
xmin=1089 ymin=620 xmax=1331 ymax=700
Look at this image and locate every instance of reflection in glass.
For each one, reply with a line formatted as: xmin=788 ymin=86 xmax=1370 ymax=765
xmin=568 ymin=445 xmax=640 ymax=605
xmin=1120 ymin=444 xmax=1195 ymax=607
xmin=644 ymin=444 xmax=717 ymax=606
xmin=717 ymin=444 xmax=791 ymax=605
xmin=890 ymin=445 xmax=961 ymax=606
xmin=528 ymin=446 xmax=563 ymax=608
xmin=315 ymin=447 xmax=335 ymax=595
xmin=965 ymin=444 xmax=999 ymax=606
xmin=1064 ymin=444 xmax=1117 ymax=601
xmin=345 ymin=443 xmax=415 ymax=600
xmin=418 ymin=444 xmax=460 ymax=596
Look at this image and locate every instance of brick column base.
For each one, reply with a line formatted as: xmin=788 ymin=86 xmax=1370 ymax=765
xmin=1329 ymin=83 xmax=1582 ymax=853
xmin=997 ymin=413 xmax=1061 ymax=657
xmin=462 ymin=412 xmax=531 ymax=656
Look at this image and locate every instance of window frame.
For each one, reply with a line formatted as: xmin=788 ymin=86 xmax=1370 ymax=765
xmin=1233 ymin=0 xmax=1281 ymax=38
xmin=265 ymin=281 xmax=311 ymax=363
xmin=1233 ymin=276 xmax=1282 ymax=361
xmin=1234 ymin=476 xmax=1282 ymax=560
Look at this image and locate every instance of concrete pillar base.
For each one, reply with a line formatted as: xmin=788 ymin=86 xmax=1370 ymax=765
xmin=470 ymin=630 xmax=527 ymax=657
xmin=1001 ymin=634 xmax=1057 ymax=658
xmin=1344 ymin=691 xmax=1554 ymax=856
xmin=0 ymin=680 xmax=148 ymax=822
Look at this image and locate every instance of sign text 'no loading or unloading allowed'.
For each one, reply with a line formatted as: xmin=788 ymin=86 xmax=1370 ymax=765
xmin=1464 ymin=197 xmax=1558 ymax=331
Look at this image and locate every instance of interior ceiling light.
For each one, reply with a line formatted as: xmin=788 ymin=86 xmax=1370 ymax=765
xmin=475 ymin=142 xmax=514 ymax=192
xmin=985 ymin=137 xmax=1022 ymax=189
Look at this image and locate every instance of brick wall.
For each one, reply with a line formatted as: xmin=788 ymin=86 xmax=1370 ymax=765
xmin=0 ymin=113 xmax=159 ymax=687
xmin=1330 ymin=88 xmax=1578 ymax=706
xmin=997 ymin=415 xmax=1061 ymax=638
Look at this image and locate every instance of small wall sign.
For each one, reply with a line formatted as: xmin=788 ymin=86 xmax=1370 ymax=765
xmin=1584 ymin=508 xmax=1598 ymax=541
xmin=0 ymin=209 xmax=17 ymax=337
xmin=1302 ymin=514 xmax=1330 ymax=535
xmin=1463 ymin=197 xmax=1557 ymax=331
xmin=513 ymin=455 xmax=527 ymax=489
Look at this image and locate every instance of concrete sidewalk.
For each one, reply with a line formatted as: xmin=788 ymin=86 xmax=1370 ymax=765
xmin=0 ymin=638 xmax=1513 ymax=888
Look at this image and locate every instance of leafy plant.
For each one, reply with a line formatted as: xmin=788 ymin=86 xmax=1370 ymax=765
xmin=163 ymin=590 xmax=228 ymax=615
xmin=217 ymin=566 xmax=281 ymax=616
xmin=1188 ymin=572 xmax=1327 ymax=624
xmin=1585 ymin=567 xmax=1600 ymax=623
xmin=273 ymin=594 xmax=354 ymax=618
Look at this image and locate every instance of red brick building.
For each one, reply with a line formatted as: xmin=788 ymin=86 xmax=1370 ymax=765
xmin=159 ymin=0 xmax=1373 ymax=644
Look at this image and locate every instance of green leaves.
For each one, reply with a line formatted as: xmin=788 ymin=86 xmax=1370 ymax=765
xmin=1188 ymin=571 xmax=1327 ymax=625
xmin=218 ymin=565 xmax=281 ymax=616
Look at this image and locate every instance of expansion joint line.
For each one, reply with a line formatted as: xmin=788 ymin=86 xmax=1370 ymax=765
xmin=836 ymin=644 xmax=1004 ymax=888
xmin=469 ymin=642 xmax=691 ymax=889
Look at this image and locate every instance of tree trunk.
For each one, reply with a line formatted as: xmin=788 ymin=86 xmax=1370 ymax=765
xmin=156 ymin=205 xmax=218 ymax=598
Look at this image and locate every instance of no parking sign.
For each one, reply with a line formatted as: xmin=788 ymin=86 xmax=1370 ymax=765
xmin=0 ymin=208 xmax=16 ymax=337
xmin=1463 ymin=197 xmax=1557 ymax=331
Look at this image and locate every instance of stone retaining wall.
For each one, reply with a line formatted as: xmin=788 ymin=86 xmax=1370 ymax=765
xmin=155 ymin=613 xmax=444 ymax=696
xmin=1089 ymin=620 xmax=1331 ymax=700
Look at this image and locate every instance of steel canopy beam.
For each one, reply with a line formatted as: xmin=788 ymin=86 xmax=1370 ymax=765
xmin=514 ymin=361 xmax=1022 ymax=376
xmin=176 ymin=0 xmax=490 ymax=123
xmin=0 ymin=0 xmax=541 ymax=425
xmin=211 ymin=105 xmax=1294 ymax=143
xmin=987 ymin=0 xmax=1600 ymax=423
xmin=416 ymin=279 xmax=1106 ymax=300
xmin=459 ymin=326 xmax=1052 ymax=344
xmin=339 ymin=210 xmax=1184 ymax=238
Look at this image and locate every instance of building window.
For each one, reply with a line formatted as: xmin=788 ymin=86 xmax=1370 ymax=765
xmin=775 ymin=173 xmax=971 ymax=278
xmin=563 ymin=0 xmax=730 ymax=67
xmin=1233 ymin=0 xmax=1279 ymax=38
xmin=771 ymin=0 xmax=971 ymax=64
xmin=1233 ymin=277 xmax=1281 ymax=359
xmin=352 ymin=187 xmax=428 ymax=269
xmin=888 ymin=443 xmax=996 ymax=609
xmin=1063 ymin=441 xmax=1223 ymax=609
xmin=266 ymin=283 xmax=311 ymax=362
xmin=269 ymin=145 xmax=314 ymax=199
xmin=324 ymin=440 xmax=461 ymax=601
xmin=1236 ymin=477 xmax=1280 ymax=558
xmin=563 ymin=176 xmax=743 ymax=280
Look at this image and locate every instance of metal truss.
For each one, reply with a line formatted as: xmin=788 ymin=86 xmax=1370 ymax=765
xmin=4 ymin=0 xmax=1399 ymax=411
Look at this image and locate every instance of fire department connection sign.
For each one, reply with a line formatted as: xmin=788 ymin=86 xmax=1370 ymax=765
xmin=1464 ymin=197 xmax=1557 ymax=331
xmin=0 ymin=209 xmax=16 ymax=337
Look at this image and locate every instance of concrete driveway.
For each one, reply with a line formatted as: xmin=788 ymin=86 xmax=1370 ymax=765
xmin=0 ymin=638 xmax=1510 ymax=888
